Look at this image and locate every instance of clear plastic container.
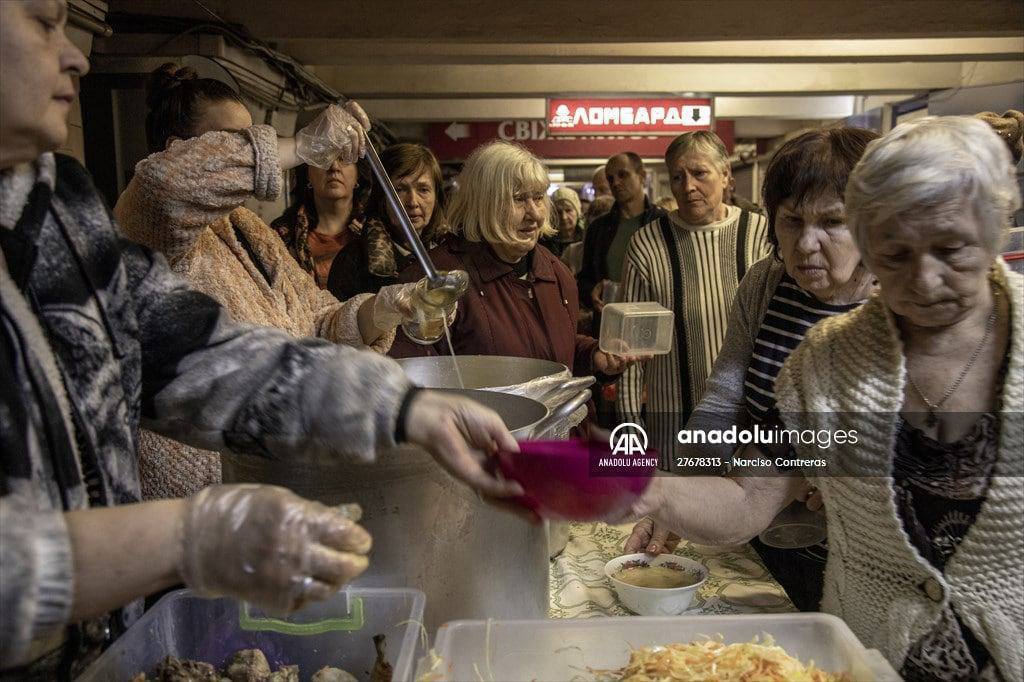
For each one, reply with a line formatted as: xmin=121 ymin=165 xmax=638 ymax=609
xmin=79 ymin=588 xmax=425 ymax=682
xmin=416 ymin=613 xmax=900 ymax=681
xmin=599 ymin=302 xmax=674 ymax=355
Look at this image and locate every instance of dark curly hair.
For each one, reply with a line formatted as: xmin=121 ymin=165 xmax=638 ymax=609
xmin=145 ymin=62 xmax=244 ymax=153
xmin=761 ymin=127 xmax=880 ymax=257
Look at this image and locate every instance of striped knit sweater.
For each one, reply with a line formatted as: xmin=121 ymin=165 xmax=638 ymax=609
xmin=745 ymin=272 xmax=860 ymax=423
xmin=774 ymin=260 xmax=1023 ymax=680
xmin=617 ymin=205 xmax=770 ymax=468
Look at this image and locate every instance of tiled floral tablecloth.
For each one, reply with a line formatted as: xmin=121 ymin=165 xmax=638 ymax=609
xmin=549 ymin=522 xmax=795 ymax=618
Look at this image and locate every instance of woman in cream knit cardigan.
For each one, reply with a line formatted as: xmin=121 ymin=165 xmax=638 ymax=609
xmin=624 ymin=116 xmax=1022 ymax=681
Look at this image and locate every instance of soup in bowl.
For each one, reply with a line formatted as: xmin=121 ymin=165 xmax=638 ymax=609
xmin=604 ymin=553 xmax=708 ymax=616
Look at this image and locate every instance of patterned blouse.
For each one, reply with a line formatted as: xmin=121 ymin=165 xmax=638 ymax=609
xmin=895 ymin=413 xmax=1000 ymax=681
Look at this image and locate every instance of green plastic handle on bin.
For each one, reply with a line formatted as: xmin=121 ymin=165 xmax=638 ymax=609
xmin=238 ymin=597 xmax=365 ymax=635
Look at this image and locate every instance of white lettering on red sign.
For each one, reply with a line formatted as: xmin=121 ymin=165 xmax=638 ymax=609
xmin=550 ymin=104 xmax=711 ymax=130
xmin=498 ymin=120 xmax=547 ymax=141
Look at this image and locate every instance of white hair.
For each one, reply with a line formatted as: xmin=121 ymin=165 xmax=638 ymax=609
xmin=448 ymin=140 xmax=554 ymax=246
xmin=845 ymin=116 xmax=1021 ymax=255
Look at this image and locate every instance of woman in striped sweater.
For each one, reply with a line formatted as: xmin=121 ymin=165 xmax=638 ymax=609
xmin=616 ymin=131 xmax=770 ymax=467
xmin=625 ymin=127 xmax=880 ymax=613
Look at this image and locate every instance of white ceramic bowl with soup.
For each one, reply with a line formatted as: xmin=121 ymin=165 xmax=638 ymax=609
xmin=604 ymin=553 xmax=708 ymax=616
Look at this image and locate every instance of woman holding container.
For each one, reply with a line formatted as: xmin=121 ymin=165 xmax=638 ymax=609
xmin=616 ymin=130 xmax=771 ymax=469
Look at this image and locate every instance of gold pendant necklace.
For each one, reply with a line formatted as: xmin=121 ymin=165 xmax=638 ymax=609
xmin=906 ymin=288 xmax=998 ymax=427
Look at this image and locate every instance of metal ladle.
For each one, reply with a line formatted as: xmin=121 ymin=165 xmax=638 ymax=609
xmin=363 ymin=137 xmax=468 ymax=306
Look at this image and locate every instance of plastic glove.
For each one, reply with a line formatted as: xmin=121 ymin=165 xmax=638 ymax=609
xmin=372 ymin=282 xmax=417 ymax=330
xmin=373 ymin=282 xmax=458 ymax=333
xmin=178 ymin=484 xmax=372 ymax=615
xmin=295 ymin=101 xmax=371 ymax=169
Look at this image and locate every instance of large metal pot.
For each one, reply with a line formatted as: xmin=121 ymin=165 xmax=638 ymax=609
xmin=395 ymin=355 xmax=593 ymax=410
xmin=430 ymin=387 xmax=590 ymax=440
xmin=396 ymin=355 xmax=568 ymax=392
xmin=396 ymin=357 xmax=593 ymax=558
xmin=221 ymin=387 xmax=589 ymax=632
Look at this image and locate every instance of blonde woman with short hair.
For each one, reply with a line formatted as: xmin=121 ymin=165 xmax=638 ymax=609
xmin=390 ymin=141 xmax=637 ymax=379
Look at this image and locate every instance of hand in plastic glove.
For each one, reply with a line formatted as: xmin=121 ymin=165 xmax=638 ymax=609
xmin=372 ymin=282 xmax=417 ymax=330
xmin=178 ymin=485 xmax=371 ymax=615
xmin=372 ymin=281 xmax=457 ymax=332
xmin=402 ymin=390 xmax=525 ymax=499
xmin=623 ymin=516 xmax=682 ymax=555
xmin=295 ymin=101 xmax=371 ymax=169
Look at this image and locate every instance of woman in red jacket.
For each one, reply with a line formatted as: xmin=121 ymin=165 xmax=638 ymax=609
xmin=390 ymin=141 xmax=633 ymax=379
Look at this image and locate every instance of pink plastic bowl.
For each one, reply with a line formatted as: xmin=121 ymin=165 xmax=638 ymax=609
xmin=496 ymin=439 xmax=654 ymax=521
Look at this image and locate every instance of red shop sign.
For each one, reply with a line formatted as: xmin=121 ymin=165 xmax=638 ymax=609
xmin=427 ymin=119 xmax=734 ymax=163
xmin=546 ymin=97 xmax=714 ymax=137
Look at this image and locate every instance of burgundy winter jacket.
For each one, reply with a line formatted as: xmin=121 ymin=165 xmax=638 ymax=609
xmin=389 ymin=236 xmax=599 ymax=376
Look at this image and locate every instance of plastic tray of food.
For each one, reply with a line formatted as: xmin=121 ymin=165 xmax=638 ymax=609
xmin=599 ymin=302 xmax=674 ymax=355
xmin=79 ymin=587 xmax=425 ymax=682
xmin=415 ymin=613 xmax=900 ymax=681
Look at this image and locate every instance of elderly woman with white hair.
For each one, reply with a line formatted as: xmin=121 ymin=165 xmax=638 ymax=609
xmin=389 ymin=141 xmax=635 ymax=379
xmin=618 ymin=116 xmax=1023 ymax=681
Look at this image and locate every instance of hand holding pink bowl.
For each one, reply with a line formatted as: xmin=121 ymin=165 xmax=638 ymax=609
xmin=495 ymin=439 xmax=654 ymax=521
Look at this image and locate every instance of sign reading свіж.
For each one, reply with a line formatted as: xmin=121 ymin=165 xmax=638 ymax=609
xmin=426 ymin=118 xmax=733 ymax=163
xmin=546 ymin=97 xmax=714 ymax=137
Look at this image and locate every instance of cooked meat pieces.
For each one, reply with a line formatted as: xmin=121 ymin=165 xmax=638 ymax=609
xmin=369 ymin=634 xmax=393 ymax=682
xmin=310 ymin=667 xmax=358 ymax=682
xmin=137 ymin=648 xmax=356 ymax=681
xmin=151 ymin=655 xmax=221 ymax=681
xmin=266 ymin=664 xmax=299 ymax=682
xmin=225 ymin=649 xmax=271 ymax=682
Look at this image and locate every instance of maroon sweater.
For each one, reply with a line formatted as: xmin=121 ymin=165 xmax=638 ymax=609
xmin=389 ymin=237 xmax=599 ymax=376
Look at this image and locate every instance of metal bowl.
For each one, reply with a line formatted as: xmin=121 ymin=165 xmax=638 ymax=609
xmin=430 ymin=387 xmax=590 ymax=440
xmin=395 ymin=355 xmax=568 ymax=391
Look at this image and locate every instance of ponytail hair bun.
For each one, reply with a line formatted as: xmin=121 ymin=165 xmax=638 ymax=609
xmin=144 ymin=62 xmax=244 ymax=153
xmin=145 ymin=62 xmax=198 ymax=109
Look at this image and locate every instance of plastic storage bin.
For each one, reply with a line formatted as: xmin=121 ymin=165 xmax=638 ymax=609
xmin=416 ymin=613 xmax=900 ymax=681
xmin=79 ymin=587 xmax=425 ymax=682
xmin=599 ymin=302 xmax=674 ymax=355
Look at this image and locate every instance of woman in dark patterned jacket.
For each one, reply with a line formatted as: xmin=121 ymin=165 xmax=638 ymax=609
xmin=271 ymin=134 xmax=375 ymax=290
xmin=0 ymin=3 xmax=520 ymax=677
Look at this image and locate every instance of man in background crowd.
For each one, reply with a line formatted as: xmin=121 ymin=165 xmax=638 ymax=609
xmin=579 ymin=153 xmax=665 ymax=329
xmin=578 ymin=152 xmax=666 ymax=425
